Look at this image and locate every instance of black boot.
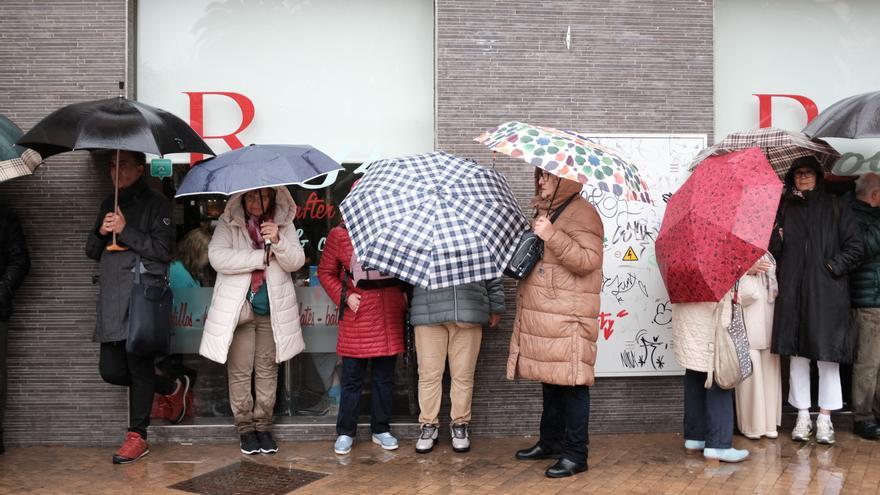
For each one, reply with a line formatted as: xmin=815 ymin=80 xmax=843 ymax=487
xmin=854 ymin=419 xmax=880 ymax=440
xmin=0 ymin=430 xmax=4 ymax=455
xmin=545 ymin=458 xmax=587 ymax=478
xmin=516 ymin=443 xmax=561 ymax=460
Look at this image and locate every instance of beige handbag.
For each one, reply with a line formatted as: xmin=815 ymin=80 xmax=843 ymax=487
xmin=708 ymin=283 xmax=753 ymax=390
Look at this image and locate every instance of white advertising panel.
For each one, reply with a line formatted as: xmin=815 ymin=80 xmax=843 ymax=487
xmin=137 ymin=0 xmax=434 ymax=164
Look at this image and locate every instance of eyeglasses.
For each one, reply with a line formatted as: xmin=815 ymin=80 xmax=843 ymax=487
xmin=794 ymin=170 xmax=816 ymax=178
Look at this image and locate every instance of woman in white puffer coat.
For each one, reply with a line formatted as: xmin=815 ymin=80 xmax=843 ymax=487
xmin=199 ymin=186 xmax=305 ymax=455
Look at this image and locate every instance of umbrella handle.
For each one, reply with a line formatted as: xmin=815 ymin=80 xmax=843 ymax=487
xmin=105 ymin=149 xmax=129 ymax=252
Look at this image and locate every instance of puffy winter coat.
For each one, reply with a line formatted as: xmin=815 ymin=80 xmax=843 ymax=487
xmin=199 ymin=187 xmax=306 ymax=364
xmin=848 ymin=194 xmax=880 ymax=308
xmin=409 ymin=279 xmax=505 ymax=327
xmin=672 ymin=294 xmax=732 ymax=372
xmin=769 ymin=163 xmax=864 ymax=363
xmin=507 ymin=179 xmax=604 ymax=386
xmin=317 ymin=226 xmax=406 ymax=358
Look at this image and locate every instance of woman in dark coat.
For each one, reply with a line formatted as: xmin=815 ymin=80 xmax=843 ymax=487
xmin=769 ymin=156 xmax=864 ymax=445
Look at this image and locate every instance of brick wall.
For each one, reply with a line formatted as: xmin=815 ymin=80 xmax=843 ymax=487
xmin=0 ymin=0 xmax=713 ymax=445
xmin=0 ymin=0 xmax=129 ymax=445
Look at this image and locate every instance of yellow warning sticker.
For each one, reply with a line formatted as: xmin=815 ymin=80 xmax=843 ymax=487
xmin=622 ymin=246 xmax=639 ymax=261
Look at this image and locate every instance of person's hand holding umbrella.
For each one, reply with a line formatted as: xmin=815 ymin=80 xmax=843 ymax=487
xmin=99 ymin=208 xmax=126 ymax=237
xmin=533 ymin=215 xmax=556 ymax=241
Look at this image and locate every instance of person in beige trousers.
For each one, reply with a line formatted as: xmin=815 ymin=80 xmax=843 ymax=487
xmin=200 ymin=187 xmax=306 ymax=455
xmin=409 ymin=279 xmax=505 ymax=453
xmin=734 ymin=253 xmax=781 ymax=439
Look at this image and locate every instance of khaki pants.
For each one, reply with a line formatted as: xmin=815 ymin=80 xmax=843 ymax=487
xmin=415 ymin=322 xmax=482 ymax=425
xmin=228 ymin=315 xmax=277 ymax=433
xmin=853 ymin=308 xmax=880 ymax=421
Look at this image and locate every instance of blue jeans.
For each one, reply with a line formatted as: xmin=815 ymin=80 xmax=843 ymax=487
xmin=684 ymin=369 xmax=734 ymax=449
xmin=537 ymin=383 xmax=590 ymax=467
xmin=336 ymin=355 xmax=397 ymax=437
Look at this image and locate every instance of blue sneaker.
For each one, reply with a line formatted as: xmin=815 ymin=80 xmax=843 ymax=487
xmin=334 ymin=435 xmax=353 ymax=455
xmin=371 ymin=432 xmax=399 ymax=450
xmin=703 ymin=447 xmax=749 ymax=463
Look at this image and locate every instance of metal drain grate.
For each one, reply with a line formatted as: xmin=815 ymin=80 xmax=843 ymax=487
xmin=169 ymin=460 xmax=327 ymax=495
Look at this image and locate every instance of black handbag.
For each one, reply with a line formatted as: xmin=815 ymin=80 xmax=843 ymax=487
xmin=504 ymin=194 xmax=579 ymax=280
xmin=126 ymin=256 xmax=173 ymax=357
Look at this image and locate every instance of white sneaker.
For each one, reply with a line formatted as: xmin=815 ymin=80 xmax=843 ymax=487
xmin=791 ymin=414 xmax=813 ymax=442
xmin=816 ymin=415 xmax=835 ymax=445
xmin=415 ymin=424 xmax=438 ymax=453
xmin=450 ymin=423 xmax=470 ymax=453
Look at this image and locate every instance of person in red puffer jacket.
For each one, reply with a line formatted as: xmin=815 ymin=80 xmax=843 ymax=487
xmin=318 ymin=219 xmax=407 ymax=455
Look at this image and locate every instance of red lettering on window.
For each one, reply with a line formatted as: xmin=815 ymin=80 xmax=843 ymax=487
xmin=184 ymin=92 xmax=256 ymax=165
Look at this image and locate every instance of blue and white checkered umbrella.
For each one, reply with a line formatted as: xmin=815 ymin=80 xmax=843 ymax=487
xmin=341 ymin=151 xmax=529 ymax=290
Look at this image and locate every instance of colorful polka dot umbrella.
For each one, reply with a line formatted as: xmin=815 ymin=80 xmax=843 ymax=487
xmin=655 ymin=147 xmax=783 ymax=303
xmin=475 ymin=121 xmax=653 ymax=204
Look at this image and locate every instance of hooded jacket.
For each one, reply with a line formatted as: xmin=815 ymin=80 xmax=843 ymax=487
xmin=769 ymin=159 xmax=864 ymax=363
xmin=507 ymin=177 xmax=604 ymax=386
xmin=199 ymin=187 xmax=306 ymax=364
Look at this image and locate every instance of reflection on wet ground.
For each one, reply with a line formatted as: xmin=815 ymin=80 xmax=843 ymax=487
xmin=1 ymin=432 xmax=878 ymax=494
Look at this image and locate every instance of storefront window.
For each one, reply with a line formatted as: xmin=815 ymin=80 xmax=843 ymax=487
xmin=154 ymin=164 xmax=418 ymax=423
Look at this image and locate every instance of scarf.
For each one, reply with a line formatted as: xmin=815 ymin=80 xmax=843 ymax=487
xmin=761 ymin=252 xmax=779 ymax=303
xmin=245 ymin=206 xmax=275 ymax=294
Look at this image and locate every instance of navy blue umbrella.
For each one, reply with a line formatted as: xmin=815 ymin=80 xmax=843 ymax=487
xmin=175 ymin=144 xmax=342 ymax=197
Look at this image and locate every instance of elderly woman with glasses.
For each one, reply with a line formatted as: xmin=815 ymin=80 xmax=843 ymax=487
xmin=199 ymin=187 xmax=306 ymax=456
xmin=770 ymin=156 xmax=863 ymax=445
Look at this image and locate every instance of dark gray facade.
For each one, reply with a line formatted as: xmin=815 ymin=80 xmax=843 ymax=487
xmin=0 ymin=0 xmax=713 ymax=445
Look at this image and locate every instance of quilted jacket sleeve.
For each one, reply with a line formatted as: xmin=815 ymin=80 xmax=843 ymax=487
xmin=208 ymin=218 xmax=266 ymax=275
xmin=543 ymin=200 xmax=604 ymax=276
xmin=486 ymin=277 xmax=505 ymax=315
xmin=317 ymin=227 xmax=345 ymax=306
xmin=271 ymin=224 xmax=306 ymax=273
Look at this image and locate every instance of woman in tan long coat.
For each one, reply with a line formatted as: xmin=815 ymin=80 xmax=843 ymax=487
xmin=734 ymin=254 xmax=781 ymax=439
xmin=507 ymin=170 xmax=603 ymax=479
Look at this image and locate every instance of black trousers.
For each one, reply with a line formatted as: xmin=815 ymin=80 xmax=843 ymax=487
xmin=99 ymin=341 xmax=176 ymax=439
xmin=537 ymin=383 xmax=590 ymax=467
xmin=683 ymin=369 xmax=734 ymax=449
xmin=336 ymin=355 xmax=397 ymax=437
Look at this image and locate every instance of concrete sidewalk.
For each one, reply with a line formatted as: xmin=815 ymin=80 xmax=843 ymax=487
xmin=1 ymin=431 xmax=879 ymax=494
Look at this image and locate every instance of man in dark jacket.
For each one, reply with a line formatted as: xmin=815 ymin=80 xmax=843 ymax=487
xmin=86 ymin=150 xmax=188 ymax=464
xmin=409 ymin=278 xmax=504 ymax=453
xmin=770 ymin=156 xmax=864 ymax=445
xmin=848 ymin=173 xmax=880 ymax=439
xmin=0 ymin=205 xmax=29 ymax=455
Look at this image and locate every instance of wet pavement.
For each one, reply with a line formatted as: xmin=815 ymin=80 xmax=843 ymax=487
xmin=2 ymin=431 xmax=880 ymax=494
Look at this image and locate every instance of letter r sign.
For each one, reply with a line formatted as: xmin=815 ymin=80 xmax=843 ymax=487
xmin=184 ymin=92 xmax=256 ymax=165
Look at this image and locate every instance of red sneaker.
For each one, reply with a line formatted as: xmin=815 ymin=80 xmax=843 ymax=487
xmin=112 ymin=432 xmax=149 ymax=464
xmin=163 ymin=376 xmax=191 ymax=424
xmin=151 ymin=392 xmax=171 ymax=420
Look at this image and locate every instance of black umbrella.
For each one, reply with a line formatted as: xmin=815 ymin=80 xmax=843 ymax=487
xmin=17 ymin=96 xmax=214 ymax=158
xmin=18 ymin=90 xmax=214 ymax=251
xmin=803 ymin=90 xmax=880 ymax=139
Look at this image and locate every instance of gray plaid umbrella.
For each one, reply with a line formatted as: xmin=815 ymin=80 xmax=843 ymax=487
xmin=0 ymin=115 xmax=42 ymax=183
xmin=689 ymin=128 xmax=839 ymax=179
xmin=341 ymin=151 xmax=529 ymax=290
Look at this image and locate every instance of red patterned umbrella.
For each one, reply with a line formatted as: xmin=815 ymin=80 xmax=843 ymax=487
xmin=656 ymin=147 xmax=782 ymax=303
